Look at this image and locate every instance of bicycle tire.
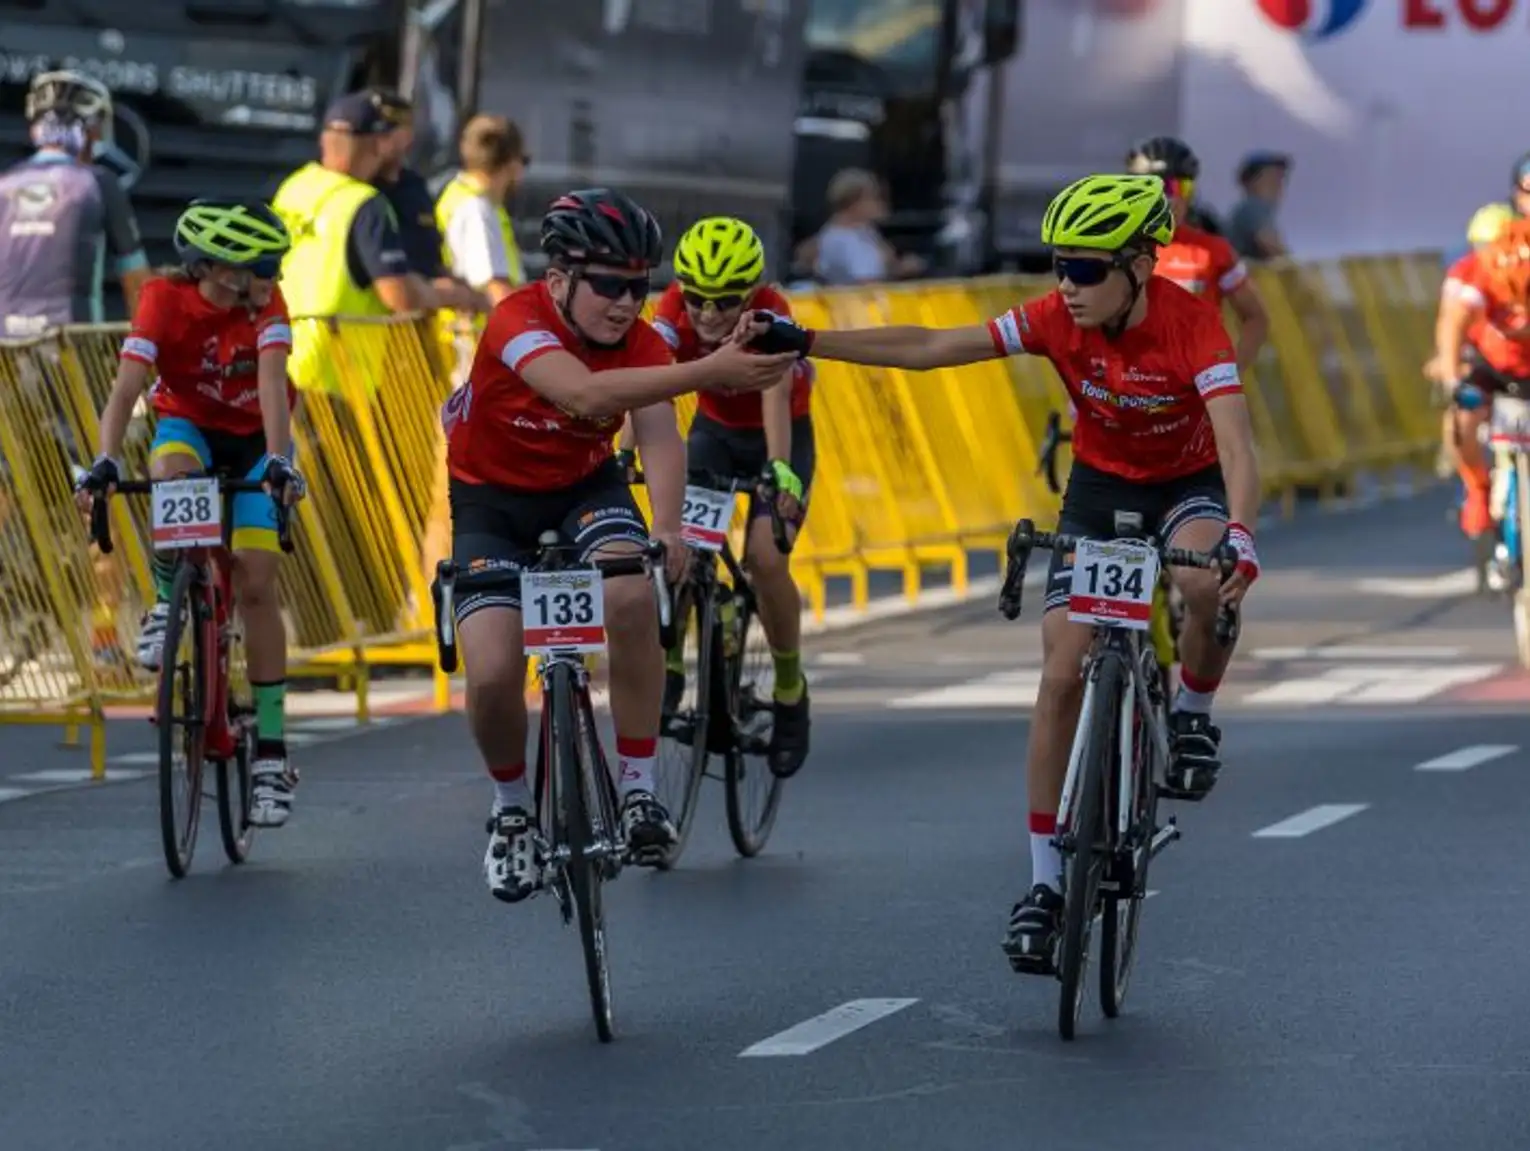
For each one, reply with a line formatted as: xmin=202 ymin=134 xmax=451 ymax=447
xmin=723 ymin=588 xmax=784 ymax=858
xmin=1100 ymin=661 xmax=1157 ymax=1018
xmin=654 ymin=585 xmax=714 ymax=870
xmin=1057 ymin=656 xmax=1118 ymax=1041
xmin=216 ymin=705 xmax=256 ymax=864
xmin=157 ymin=560 xmax=206 ymax=879
xmin=551 ymin=662 xmax=615 ymax=1043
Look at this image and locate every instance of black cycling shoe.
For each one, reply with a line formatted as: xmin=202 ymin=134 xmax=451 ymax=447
xmin=1160 ymin=710 xmax=1222 ymax=801
xmin=1001 ymin=884 xmax=1065 ymax=974
xmin=767 ymin=684 xmax=811 ymax=778
xmin=621 ymin=789 xmax=677 ymax=865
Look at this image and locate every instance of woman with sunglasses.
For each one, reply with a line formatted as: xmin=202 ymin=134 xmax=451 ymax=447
xmin=637 ymin=216 xmax=816 ymax=779
xmin=739 ymin=173 xmax=1262 ymax=973
xmin=443 ymin=188 xmax=796 ymax=902
xmin=76 ymin=198 xmax=307 ymax=830
xmin=1127 ymin=136 xmax=1269 ymax=374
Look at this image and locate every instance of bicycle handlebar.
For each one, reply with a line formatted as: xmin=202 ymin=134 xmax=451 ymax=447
xmin=998 ymin=516 xmax=1241 ymax=647
xmin=629 ymin=466 xmax=793 ymax=556
xmin=86 ymin=477 xmax=294 ymax=556
xmin=1035 ymin=410 xmax=1074 ymax=497
xmin=431 ymin=535 xmax=673 ymax=675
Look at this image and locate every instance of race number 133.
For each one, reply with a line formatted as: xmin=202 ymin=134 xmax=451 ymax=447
xmin=1067 ymin=538 xmax=1158 ymax=630
xmin=520 ymin=569 xmax=606 ymax=653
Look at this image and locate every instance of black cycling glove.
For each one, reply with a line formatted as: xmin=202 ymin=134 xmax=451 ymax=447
xmin=744 ymin=310 xmax=814 ymax=358
xmin=262 ymin=453 xmax=307 ymax=500
xmin=77 ymin=453 xmax=121 ymax=493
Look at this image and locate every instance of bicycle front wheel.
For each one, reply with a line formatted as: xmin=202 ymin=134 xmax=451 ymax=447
xmin=216 ymin=707 xmax=257 ymax=864
xmin=157 ymin=561 xmax=207 ymax=879
xmin=723 ymin=591 xmax=784 ymax=858
xmin=551 ymin=662 xmax=615 ymax=1043
xmin=1058 ymin=657 xmax=1118 ymax=1041
xmin=1100 ymin=669 xmax=1158 ymax=1019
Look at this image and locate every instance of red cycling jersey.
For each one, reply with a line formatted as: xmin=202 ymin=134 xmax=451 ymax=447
xmin=1452 ymin=255 xmax=1530 ymax=379
xmin=446 ymin=281 xmax=674 ymax=491
xmin=987 ymin=277 xmax=1241 ymax=483
xmin=1153 ymin=223 xmax=1248 ymax=311
xmin=120 ymin=276 xmax=294 ymax=437
xmin=650 ymin=281 xmax=812 ymax=429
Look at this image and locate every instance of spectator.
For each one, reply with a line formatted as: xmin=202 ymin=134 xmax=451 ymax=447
xmin=1226 ymin=151 xmax=1291 ymax=261
xmin=366 ymin=88 xmax=487 ymax=314
xmin=0 ymin=70 xmax=149 ymax=335
xmin=435 ymin=114 xmax=529 ymax=307
xmin=269 ymin=91 xmax=442 ymax=319
xmin=808 ymin=168 xmax=926 ymax=286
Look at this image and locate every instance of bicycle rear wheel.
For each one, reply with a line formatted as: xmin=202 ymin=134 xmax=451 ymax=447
xmin=1100 ymin=666 xmax=1158 ymax=1018
xmin=654 ymin=585 xmax=714 ymax=869
xmin=1058 ymin=658 xmax=1118 ymax=1041
xmin=551 ymin=662 xmax=615 ymax=1043
xmin=157 ymin=561 xmax=207 ymax=879
xmin=723 ymin=589 xmax=783 ymax=858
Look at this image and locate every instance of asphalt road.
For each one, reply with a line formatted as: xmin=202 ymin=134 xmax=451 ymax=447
xmin=5 ymin=486 xmax=1530 ymax=1151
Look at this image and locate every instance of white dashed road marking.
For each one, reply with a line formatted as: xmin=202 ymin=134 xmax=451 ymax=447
xmin=887 ymin=669 xmax=1040 ymax=710
xmin=1414 ymin=744 xmax=1517 ymax=772
xmin=739 ymin=998 xmax=919 ymax=1057
xmin=1252 ymin=804 xmax=1369 ymax=839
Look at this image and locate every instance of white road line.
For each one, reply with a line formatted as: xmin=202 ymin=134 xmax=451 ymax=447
xmin=1251 ymin=645 xmax=1465 ymax=661
xmin=1252 ymin=804 xmax=1369 ymax=839
xmin=739 ymin=998 xmax=919 ymax=1057
xmin=1354 ymin=568 xmax=1478 ymax=598
xmin=1415 ymin=744 xmax=1517 ymax=772
xmin=10 ymin=767 xmax=152 ymax=784
xmin=0 ymin=787 xmax=31 ymax=803
xmin=887 ymin=669 xmax=1040 ymax=710
xmin=1243 ymin=664 xmax=1501 ymax=706
xmin=812 ymin=651 xmax=867 ymax=667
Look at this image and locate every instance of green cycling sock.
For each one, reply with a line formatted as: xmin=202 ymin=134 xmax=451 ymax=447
xmin=252 ymin=679 xmax=287 ymax=743
xmin=151 ymin=553 xmax=176 ymax=602
xmin=772 ymin=649 xmax=804 ymax=704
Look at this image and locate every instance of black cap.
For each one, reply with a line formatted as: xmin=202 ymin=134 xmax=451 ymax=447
xmin=322 ymin=91 xmax=394 ymax=135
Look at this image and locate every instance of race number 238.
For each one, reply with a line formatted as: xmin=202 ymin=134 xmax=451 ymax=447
xmin=521 ymin=569 xmax=606 ymax=654
xmin=150 ymin=476 xmax=222 ymax=549
xmin=1067 ymin=538 xmax=1158 ymax=631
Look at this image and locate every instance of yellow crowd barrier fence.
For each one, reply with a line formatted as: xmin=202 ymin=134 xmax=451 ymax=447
xmin=0 ymin=254 xmax=1445 ymax=775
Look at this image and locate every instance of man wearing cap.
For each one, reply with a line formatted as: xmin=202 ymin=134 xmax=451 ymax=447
xmin=366 ymin=88 xmax=486 ymax=314
xmin=271 ymin=90 xmax=444 ymax=321
xmin=1226 ymin=151 xmax=1291 ymax=262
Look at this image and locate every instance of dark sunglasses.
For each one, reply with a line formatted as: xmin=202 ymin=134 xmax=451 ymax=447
xmin=681 ymin=290 xmax=747 ymax=312
xmin=582 ymin=272 xmax=650 ymax=302
xmin=1052 ymin=255 xmax=1115 ymax=287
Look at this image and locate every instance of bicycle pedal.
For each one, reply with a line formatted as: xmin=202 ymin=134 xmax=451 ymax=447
xmin=1005 ymin=950 xmax=1056 ymax=977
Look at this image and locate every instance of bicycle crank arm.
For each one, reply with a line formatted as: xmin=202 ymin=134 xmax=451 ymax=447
xmin=1147 ymin=817 xmax=1181 ymax=859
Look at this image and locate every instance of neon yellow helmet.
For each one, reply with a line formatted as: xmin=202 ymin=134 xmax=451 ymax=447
xmin=174 ymin=198 xmax=291 ymax=278
xmin=672 ymin=216 xmax=766 ymax=295
xmin=1468 ymin=202 xmax=1516 ymax=247
xmin=1041 ymin=174 xmax=1176 ymax=252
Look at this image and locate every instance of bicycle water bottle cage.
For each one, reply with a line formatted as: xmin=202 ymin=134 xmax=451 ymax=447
xmin=1113 ymin=510 xmax=1145 ymax=538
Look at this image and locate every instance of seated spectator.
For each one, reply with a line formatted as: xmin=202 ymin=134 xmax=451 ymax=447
xmin=810 ymin=168 xmax=926 ymax=286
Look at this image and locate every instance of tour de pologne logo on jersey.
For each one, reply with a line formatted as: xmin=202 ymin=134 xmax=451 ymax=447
xmin=1078 ymin=369 xmax=1177 ymax=416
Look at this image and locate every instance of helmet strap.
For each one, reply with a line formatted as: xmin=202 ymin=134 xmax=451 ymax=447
xmin=1102 ymin=248 xmax=1150 ymax=341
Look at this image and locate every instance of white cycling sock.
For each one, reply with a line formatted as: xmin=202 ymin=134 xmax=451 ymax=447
xmin=493 ymin=778 xmax=532 ymax=813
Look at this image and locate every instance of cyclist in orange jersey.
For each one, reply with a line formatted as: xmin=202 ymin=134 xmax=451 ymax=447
xmin=1434 ymin=218 xmax=1530 ymax=540
xmin=1127 ymin=137 xmax=1269 ymax=372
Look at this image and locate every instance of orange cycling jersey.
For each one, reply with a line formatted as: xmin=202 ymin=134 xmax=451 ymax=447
xmin=1152 ymin=223 xmax=1248 ymax=310
xmin=1453 ymin=254 xmax=1530 ymax=379
xmin=120 ymin=276 xmax=294 ymax=437
xmin=987 ymin=277 xmax=1240 ymax=484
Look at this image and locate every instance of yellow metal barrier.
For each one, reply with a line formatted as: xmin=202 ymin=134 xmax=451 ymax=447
xmin=0 ymin=254 xmax=1446 ymax=774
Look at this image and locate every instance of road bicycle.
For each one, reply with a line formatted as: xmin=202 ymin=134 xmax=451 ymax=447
xmin=432 ymin=534 xmax=672 ymax=1043
xmin=637 ymin=466 xmax=793 ymax=867
xmin=87 ymin=471 xmax=293 ymax=879
xmin=998 ymin=513 xmax=1236 ymax=1040
xmin=1036 ymin=410 xmax=1183 ymax=684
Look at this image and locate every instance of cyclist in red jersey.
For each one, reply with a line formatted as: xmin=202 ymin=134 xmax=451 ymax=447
xmin=1434 ymin=219 xmax=1530 ymax=541
xmin=740 ymin=175 xmax=1261 ymax=971
xmin=77 ymin=199 xmax=307 ymax=829
xmin=1127 ymin=136 xmax=1269 ymax=372
xmin=443 ymin=188 xmax=795 ymax=902
xmin=618 ymin=216 xmax=817 ymax=777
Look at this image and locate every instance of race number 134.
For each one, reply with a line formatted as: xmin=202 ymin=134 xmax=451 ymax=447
xmin=1067 ymin=538 xmax=1158 ymax=630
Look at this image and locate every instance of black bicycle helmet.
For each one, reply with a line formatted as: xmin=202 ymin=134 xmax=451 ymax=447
xmin=540 ymin=188 xmax=663 ymax=270
xmin=1126 ymin=136 xmax=1200 ymax=181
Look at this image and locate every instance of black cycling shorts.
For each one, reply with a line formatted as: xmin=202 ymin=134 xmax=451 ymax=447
xmin=1464 ymin=344 xmax=1530 ymax=399
xmin=449 ymin=459 xmax=648 ymax=622
xmin=1043 ymin=461 xmax=1228 ymax=612
xmin=685 ymin=412 xmax=816 ymax=523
